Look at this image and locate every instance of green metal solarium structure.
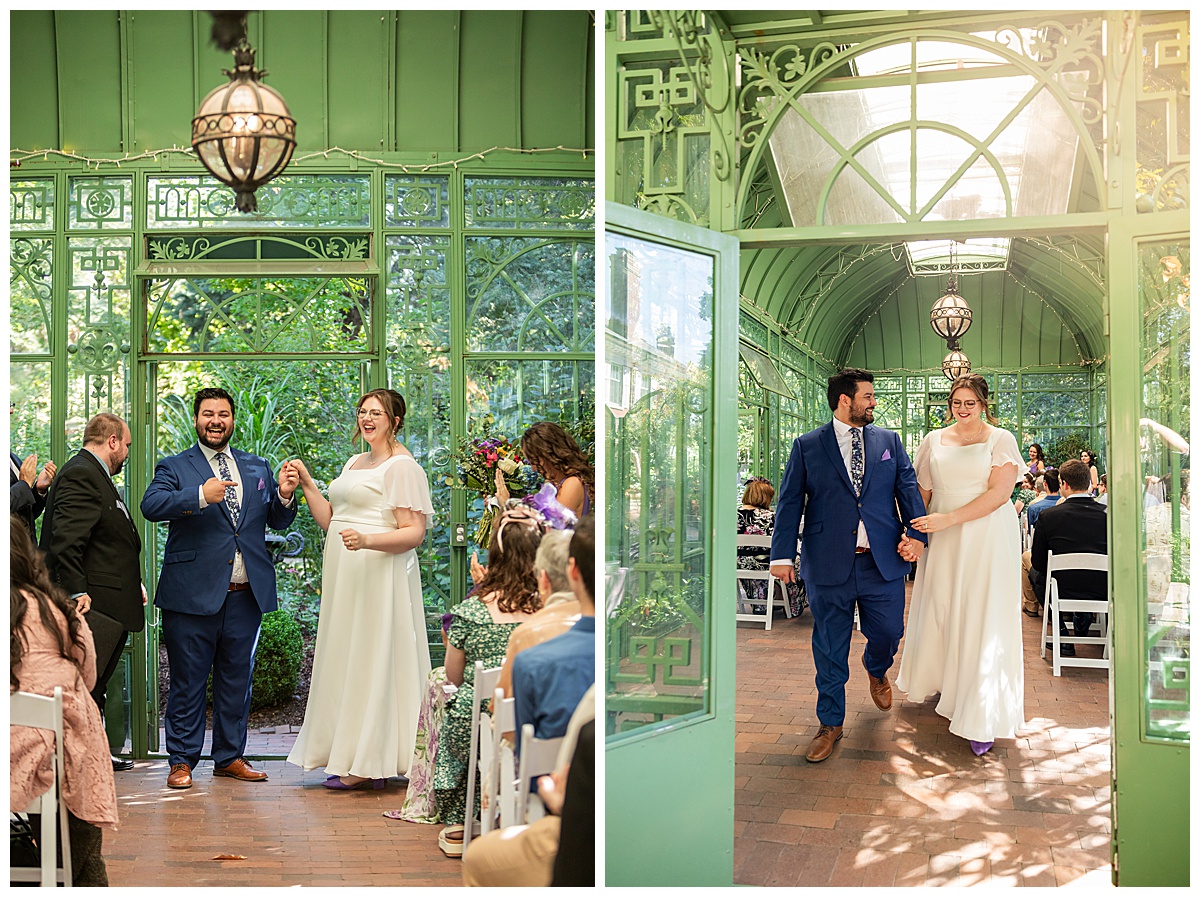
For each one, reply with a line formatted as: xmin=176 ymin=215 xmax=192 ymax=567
xmin=9 ymin=10 xmax=594 ymax=761
xmin=604 ymin=10 xmax=1188 ymax=887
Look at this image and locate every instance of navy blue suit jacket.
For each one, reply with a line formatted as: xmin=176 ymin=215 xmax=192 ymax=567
xmin=141 ymin=445 xmax=296 ymax=616
xmin=771 ymin=421 xmax=926 ymax=586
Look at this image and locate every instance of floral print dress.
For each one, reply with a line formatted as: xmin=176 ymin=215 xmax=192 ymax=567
xmin=432 ymin=597 xmax=522 ymax=826
xmin=736 ymin=506 xmax=807 ymax=617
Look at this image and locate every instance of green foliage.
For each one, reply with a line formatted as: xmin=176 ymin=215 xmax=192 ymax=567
xmin=1046 ymin=431 xmax=1094 ymax=470
xmin=203 ymin=610 xmax=302 ymax=710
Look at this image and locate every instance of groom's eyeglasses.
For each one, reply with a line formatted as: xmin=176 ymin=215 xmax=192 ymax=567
xmin=950 ymin=400 xmax=978 ymax=409
xmin=357 ymin=409 xmax=387 ymax=419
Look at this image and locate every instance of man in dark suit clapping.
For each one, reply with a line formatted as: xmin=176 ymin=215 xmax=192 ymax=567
xmin=39 ymin=413 xmax=144 ymax=771
xmin=1028 ymin=459 xmax=1108 ymax=655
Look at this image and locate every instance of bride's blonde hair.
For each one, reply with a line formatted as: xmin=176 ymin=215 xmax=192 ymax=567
xmin=944 ymin=374 xmax=999 ymax=425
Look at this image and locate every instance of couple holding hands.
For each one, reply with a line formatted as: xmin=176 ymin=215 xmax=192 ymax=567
xmin=148 ymin=386 xmax=432 ymax=790
xmin=769 ymin=369 xmax=1024 ymax=761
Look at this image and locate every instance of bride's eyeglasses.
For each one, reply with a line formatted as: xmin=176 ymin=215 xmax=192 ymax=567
xmin=950 ymin=400 xmax=978 ymax=409
xmin=357 ymin=409 xmax=387 ymax=419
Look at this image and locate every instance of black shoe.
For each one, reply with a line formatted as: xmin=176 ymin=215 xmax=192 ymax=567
xmin=111 ymin=756 xmax=134 ymax=771
xmin=1045 ymin=643 xmax=1076 ymax=657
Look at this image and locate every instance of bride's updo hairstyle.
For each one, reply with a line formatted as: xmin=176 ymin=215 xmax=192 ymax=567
xmin=353 ymin=388 xmax=407 ymax=450
xmin=946 ymin=374 xmax=999 ymax=425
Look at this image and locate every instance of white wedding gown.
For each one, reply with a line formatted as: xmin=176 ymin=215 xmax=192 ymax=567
xmin=896 ymin=427 xmax=1026 ymax=742
xmin=287 ymin=453 xmax=433 ymax=778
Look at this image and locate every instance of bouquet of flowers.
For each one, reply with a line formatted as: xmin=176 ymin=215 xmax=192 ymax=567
xmin=450 ymin=426 xmax=542 ymax=546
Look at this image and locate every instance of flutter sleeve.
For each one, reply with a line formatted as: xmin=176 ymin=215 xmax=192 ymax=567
xmin=382 ymin=456 xmax=435 ymax=526
xmin=914 ymin=431 xmax=934 ymax=491
xmin=990 ymin=429 xmax=1024 ymax=473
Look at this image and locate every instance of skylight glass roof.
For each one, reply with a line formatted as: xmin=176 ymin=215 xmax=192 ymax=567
xmin=905 ymin=238 xmax=1011 ymax=275
xmin=766 ymin=31 xmax=1081 ymax=228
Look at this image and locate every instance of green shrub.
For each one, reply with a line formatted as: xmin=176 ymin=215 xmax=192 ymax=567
xmin=1045 ymin=432 xmax=1096 ymax=470
xmin=204 ymin=609 xmax=303 ymax=710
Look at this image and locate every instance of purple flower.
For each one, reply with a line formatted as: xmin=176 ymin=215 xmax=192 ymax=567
xmin=525 ymin=482 xmax=577 ymax=530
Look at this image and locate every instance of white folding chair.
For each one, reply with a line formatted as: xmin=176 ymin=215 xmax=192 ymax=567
xmin=735 ymin=534 xmax=793 ymax=630
xmin=10 ymin=687 xmax=72 ymax=888
xmin=478 ymin=688 xmax=516 ymax=835
xmin=462 ymin=662 xmax=502 ymax=852
xmin=514 ymin=723 xmax=565 ymax=826
xmin=1040 ymin=550 xmax=1110 ymax=676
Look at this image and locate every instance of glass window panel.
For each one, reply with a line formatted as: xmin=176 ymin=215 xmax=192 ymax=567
xmin=386 ymin=234 xmax=452 ymax=365
xmin=146 ymin=175 xmax=371 ymax=229
xmin=11 ymin=237 xmax=53 ymax=354
xmin=11 ymin=179 xmax=54 ymax=231
xmin=1021 ymin=372 xmax=1089 ymax=390
xmin=873 ymin=392 xmax=903 ymax=430
xmin=739 ymin=312 xmax=769 ymax=348
xmin=1138 ymin=239 xmax=1189 ymax=741
xmin=66 ymin=238 xmax=132 ymax=453
xmin=465 ymin=237 xmax=595 ymax=353
xmin=464 ymin=358 xmax=594 ymax=438
xmin=10 ymin=362 xmax=54 ymax=529
xmin=738 ymin=342 xmax=794 ymax=398
xmin=605 ymin=232 xmax=713 ymax=736
xmin=464 ymin=176 xmax=595 ymax=230
xmin=145 ymin=275 xmax=373 ymax=354
xmin=67 ymin=176 xmax=133 ymax=231
xmin=384 ymin=173 xmax=451 ymax=229
xmin=1136 ymin=21 xmax=1190 ymax=213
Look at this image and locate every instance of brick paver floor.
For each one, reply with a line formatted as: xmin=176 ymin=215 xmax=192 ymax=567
xmin=734 ymin=582 xmax=1113 ymax=887
xmin=105 ymin=760 xmax=460 ymax=887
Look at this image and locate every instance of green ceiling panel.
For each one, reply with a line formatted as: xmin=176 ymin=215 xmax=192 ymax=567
xmin=395 ymin=10 xmax=460 ymax=152
xmin=54 ymin=11 xmax=123 ymax=152
xmin=261 ymin=11 xmax=328 ymax=152
xmin=11 ymin=11 xmax=593 ymax=158
xmin=327 ymin=11 xmax=390 ymax=151
xmin=10 ymin=11 xmax=59 ymax=149
xmin=458 ymin=12 xmax=523 ymax=150
xmin=521 ymin=11 xmax=590 ymax=149
xmin=126 ymin=11 xmax=198 ymax=153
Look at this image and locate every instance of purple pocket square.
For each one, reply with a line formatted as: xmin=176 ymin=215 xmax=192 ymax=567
xmin=881 ymin=449 xmax=892 ymax=461
xmin=258 ymin=478 xmax=266 ymax=490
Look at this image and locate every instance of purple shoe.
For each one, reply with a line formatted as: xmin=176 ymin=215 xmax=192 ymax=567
xmin=969 ymin=740 xmax=993 ymax=756
xmin=322 ymin=775 xmax=386 ymax=790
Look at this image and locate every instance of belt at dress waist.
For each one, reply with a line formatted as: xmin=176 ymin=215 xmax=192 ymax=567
xmin=329 ymin=516 xmax=394 ymax=528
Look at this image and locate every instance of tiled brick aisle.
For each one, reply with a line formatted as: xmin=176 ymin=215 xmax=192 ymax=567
xmin=105 ymin=761 xmax=460 ymax=886
xmin=734 ymin=583 xmax=1113 ymax=887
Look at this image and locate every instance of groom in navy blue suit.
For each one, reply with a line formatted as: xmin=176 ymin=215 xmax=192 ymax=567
xmin=771 ymin=369 xmax=926 ymax=763
xmin=141 ymin=387 xmax=298 ymax=789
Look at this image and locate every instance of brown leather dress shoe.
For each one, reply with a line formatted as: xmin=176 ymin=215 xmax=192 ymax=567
xmin=805 ymin=724 xmax=843 ymax=762
xmin=167 ymin=763 xmax=193 ymax=789
xmin=213 ymin=758 xmax=268 ymax=782
xmin=868 ymin=673 xmax=893 ymax=711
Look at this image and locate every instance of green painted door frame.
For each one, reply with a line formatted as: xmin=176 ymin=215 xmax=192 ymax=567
xmin=604 ymin=202 xmax=739 ymax=885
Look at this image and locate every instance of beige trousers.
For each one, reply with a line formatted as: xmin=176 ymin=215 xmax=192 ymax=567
xmin=1020 ymin=550 xmax=1040 ymax=614
xmin=462 ymin=816 xmax=561 ymax=887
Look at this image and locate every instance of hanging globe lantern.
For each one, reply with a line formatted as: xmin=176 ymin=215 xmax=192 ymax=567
xmin=929 ymin=278 xmax=973 ymax=341
xmin=191 ymin=43 xmax=296 ymax=213
xmin=941 ymin=345 xmax=972 ymax=380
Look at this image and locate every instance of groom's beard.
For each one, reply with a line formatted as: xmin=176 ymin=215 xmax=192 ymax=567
xmin=196 ymin=422 xmax=233 ymax=452
xmin=848 ymin=406 xmax=875 ymax=427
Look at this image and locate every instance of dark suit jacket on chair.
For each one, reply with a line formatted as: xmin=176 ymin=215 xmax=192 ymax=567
xmin=11 ymin=450 xmax=47 ymax=536
xmin=39 ymin=449 xmax=144 ymax=632
xmin=771 ymin=421 xmax=926 ymax=585
xmin=140 ymin=445 xmax=296 ymax=615
xmin=1029 ymin=495 xmax=1108 ymax=603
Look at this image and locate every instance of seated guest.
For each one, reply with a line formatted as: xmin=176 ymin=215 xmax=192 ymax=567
xmin=497 ymin=529 xmax=579 ymax=704
xmin=1012 ymin=472 xmax=1037 ymax=515
xmin=10 ymin=514 xmax=117 ymax=885
xmin=1096 ymin=473 xmax=1108 ymax=506
xmin=1024 ymin=468 xmax=1061 ymax=532
xmin=434 ymin=508 xmax=546 ymax=858
xmin=1023 ymin=460 xmax=1108 ymax=654
xmin=462 ymin=688 xmax=595 ymax=887
xmin=385 ymin=613 xmax=455 ymax=824
xmin=512 ymin=516 xmax=596 ymax=751
xmin=737 ymin=476 xmax=806 ymax=617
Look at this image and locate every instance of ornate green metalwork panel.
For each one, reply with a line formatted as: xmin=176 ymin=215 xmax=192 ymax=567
xmin=145 ymin=175 xmax=372 ymax=229
xmin=11 ymin=178 xmax=55 ymax=231
xmin=68 ymin=177 xmax=134 ymax=231
xmin=11 ymin=236 xmax=53 ymax=354
xmin=464 ymin=176 xmax=595 ymax=230
xmin=146 ymin=234 xmax=371 ymax=263
xmin=67 ymin=236 xmax=132 ymax=434
xmin=385 ymin=175 xmax=451 ymax=229
xmin=1133 ymin=19 xmax=1190 ymax=214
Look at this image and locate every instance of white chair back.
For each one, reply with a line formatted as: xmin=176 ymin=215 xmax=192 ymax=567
xmin=10 ymin=687 xmax=72 ymax=887
xmin=463 ymin=662 xmax=503 ymax=851
xmin=734 ymin=533 xmax=794 ymax=631
xmin=479 ymin=689 xmax=517 ymax=836
xmin=1040 ymin=550 xmax=1110 ymax=676
xmin=515 ymin=723 xmax=565 ymax=826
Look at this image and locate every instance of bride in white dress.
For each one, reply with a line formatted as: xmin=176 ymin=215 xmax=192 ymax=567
xmin=896 ymin=374 xmax=1025 ymax=756
xmin=286 ymin=389 xmax=433 ymax=788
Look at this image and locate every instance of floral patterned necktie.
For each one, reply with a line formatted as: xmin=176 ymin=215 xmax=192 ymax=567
xmin=850 ymin=427 xmax=864 ymax=496
xmin=215 ymin=451 xmax=241 ymax=525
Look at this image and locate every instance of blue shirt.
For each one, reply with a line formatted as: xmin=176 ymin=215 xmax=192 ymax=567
xmin=512 ymin=615 xmax=596 ymax=753
xmin=1026 ymin=494 xmax=1060 ymax=531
